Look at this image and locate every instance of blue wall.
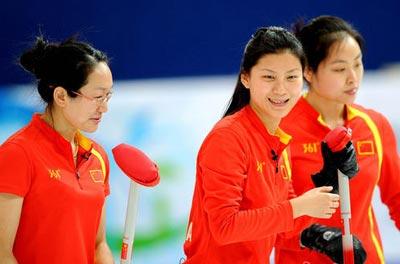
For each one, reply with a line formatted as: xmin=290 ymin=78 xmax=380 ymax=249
xmin=1 ymin=0 xmax=399 ymax=85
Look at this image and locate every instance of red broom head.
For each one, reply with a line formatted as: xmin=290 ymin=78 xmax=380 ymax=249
xmin=112 ymin=143 xmax=160 ymax=187
xmin=324 ymin=126 xmax=352 ymax=152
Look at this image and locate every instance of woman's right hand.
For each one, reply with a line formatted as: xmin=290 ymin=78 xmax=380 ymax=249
xmin=289 ymin=186 xmax=340 ymax=219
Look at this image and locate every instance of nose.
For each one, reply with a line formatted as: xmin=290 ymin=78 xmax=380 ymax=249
xmin=346 ymin=69 xmax=359 ymax=86
xmin=97 ymin=101 xmax=109 ymax=113
xmin=272 ymin=80 xmax=286 ymax=94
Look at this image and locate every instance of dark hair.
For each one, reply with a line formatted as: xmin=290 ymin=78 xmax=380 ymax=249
xmin=293 ymin=15 xmax=364 ymax=73
xmin=19 ymin=36 xmax=109 ymax=104
xmin=224 ymin=26 xmax=305 ymax=117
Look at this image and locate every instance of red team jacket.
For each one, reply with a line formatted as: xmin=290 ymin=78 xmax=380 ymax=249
xmin=183 ymin=106 xmax=312 ymax=264
xmin=0 ymin=114 xmax=110 ymax=264
xmin=275 ymin=97 xmax=400 ymax=264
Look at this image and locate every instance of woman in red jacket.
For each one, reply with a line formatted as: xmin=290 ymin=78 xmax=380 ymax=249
xmin=0 ymin=36 xmax=114 ymax=264
xmin=275 ymin=15 xmax=400 ymax=264
xmin=182 ymin=26 xmax=347 ymax=264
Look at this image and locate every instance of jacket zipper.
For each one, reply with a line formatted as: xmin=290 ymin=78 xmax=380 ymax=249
xmin=75 ymin=170 xmax=83 ymax=189
xmin=271 ymin=150 xmax=279 ymax=173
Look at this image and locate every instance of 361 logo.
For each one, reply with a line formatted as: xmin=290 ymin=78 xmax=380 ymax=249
xmin=302 ymin=143 xmax=318 ymax=154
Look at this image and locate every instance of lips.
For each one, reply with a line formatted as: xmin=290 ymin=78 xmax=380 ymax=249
xmin=268 ymin=98 xmax=289 ymax=106
xmin=344 ymin=88 xmax=358 ymax=95
xmin=91 ymin=117 xmax=102 ymax=123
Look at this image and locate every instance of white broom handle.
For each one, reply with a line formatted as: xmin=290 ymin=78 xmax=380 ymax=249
xmin=338 ymin=170 xmax=354 ymax=253
xmin=120 ymin=181 xmax=139 ymax=264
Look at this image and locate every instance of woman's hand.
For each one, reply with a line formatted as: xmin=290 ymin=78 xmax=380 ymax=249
xmin=290 ymin=186 xmax=340 ymax=218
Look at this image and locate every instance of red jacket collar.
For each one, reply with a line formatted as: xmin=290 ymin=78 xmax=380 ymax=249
xmin=31 ymin=113 xmax=93 ymax=163
xmin=243 ymin=105 xmax=291 ymax=156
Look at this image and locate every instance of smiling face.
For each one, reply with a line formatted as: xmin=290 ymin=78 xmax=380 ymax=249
xmin=64 ymin=62 xmax=113 ymax=133
xmin=305 ymin=35 xmax=363 ymax=105
xmin=241 ymin=51 xmax=303 ymax=131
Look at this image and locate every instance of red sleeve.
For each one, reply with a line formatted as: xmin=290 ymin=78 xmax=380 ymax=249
xmin=200 ymin=128 xmax=294 ymax=245
xmin=0 ymin=142 xmax=31 ymax=196
xmin=275 ymin=216 xmax=315 ymax=250
xmin=377 ymin=115 xmax=400 ymax=230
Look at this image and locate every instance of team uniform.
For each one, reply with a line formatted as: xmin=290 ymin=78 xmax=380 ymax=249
xmin=183 ymin=105 xmax=312 ymax=264
xmin=275 ymin=97 xmax=400 ymax=264
xmin=0 ymin=114 xmax=110 ymax=264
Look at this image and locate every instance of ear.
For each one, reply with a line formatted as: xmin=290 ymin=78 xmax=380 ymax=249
xmin=240 ymin=72 xmax=250 ymax=89
xmin=304 ymin=67 xmax=313 ymax=83
xmin=53 ymin=87 xmax=68 ymax=107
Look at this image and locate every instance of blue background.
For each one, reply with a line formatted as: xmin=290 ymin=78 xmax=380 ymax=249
xmin=1 ymin=0 xmax=400 ymax=85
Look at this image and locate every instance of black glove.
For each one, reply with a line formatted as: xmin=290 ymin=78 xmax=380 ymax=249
xmin=300 ymin=224 xmax=367 ymax=264
xmin=311 ymin=141 xmax=359 ymax=193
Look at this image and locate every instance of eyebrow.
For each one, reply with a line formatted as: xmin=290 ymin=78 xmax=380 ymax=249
xmin=286 ymin=68 xmax=302 ymax=73
xmin=330 ymin=53 xmax=362 ymax=64
xmin=260 ymin=68 xmax=302 ymax=73
xmin=94 ymin=86 xmax=113 ymax=91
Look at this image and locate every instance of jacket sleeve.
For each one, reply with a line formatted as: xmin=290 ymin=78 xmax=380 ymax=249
xmin=377 ymin=114 xmax=400 ymax=230
xmin=0 ymin=142 xmax=32 ymax=196
xmin=200 ymin=128 xmax=295 ymax=245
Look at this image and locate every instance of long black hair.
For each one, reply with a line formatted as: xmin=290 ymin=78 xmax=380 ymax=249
xmin=223 ymin=26 xmax=305 ymax=117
